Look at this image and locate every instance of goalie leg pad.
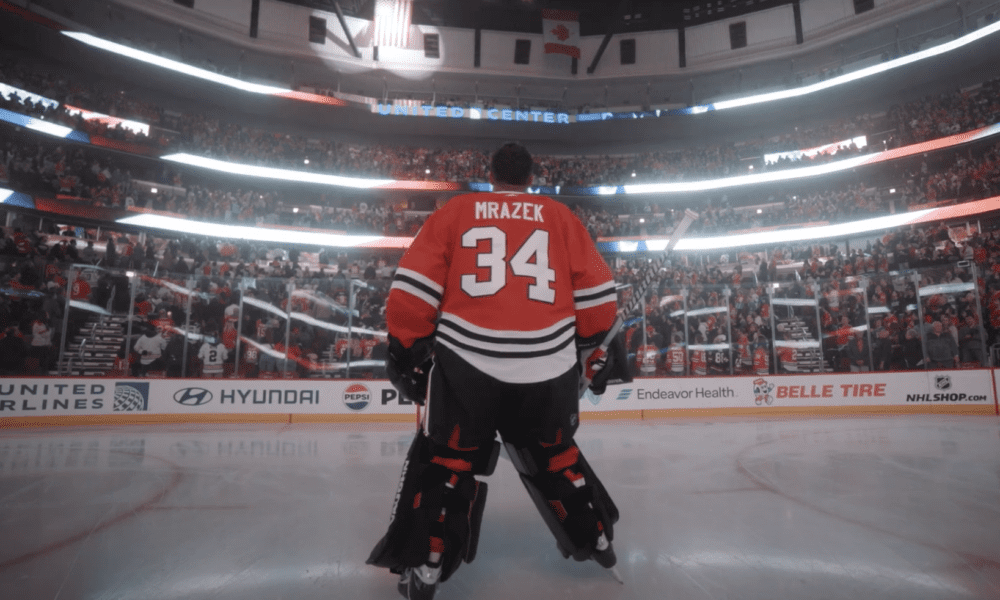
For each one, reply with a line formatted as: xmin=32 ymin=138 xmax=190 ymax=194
xmin=505 ymin=438 xmax=619 ymax=562
xmin=367 ymin=431 xmax=499 ymax=582
xmin=464 ymin=480 xmax=489 ymax=564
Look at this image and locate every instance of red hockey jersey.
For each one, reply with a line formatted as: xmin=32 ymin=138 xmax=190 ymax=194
xmin=667 ymin=344 xmax=687 ymax=374
xmin=387 ymin=191 xmax=617 ymax=383
xmin=690 ymin=350 xmax=707 ymax=376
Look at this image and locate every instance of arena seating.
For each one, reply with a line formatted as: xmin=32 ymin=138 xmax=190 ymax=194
xmin=3 ymin=25 xmax=1000 ymax=381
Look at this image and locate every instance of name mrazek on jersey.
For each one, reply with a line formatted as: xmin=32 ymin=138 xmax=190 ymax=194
xmin=474 ymin=201 xmax=544 ymax=222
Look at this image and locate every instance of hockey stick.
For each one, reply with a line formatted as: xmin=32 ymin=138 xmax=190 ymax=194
xmin=579 ymin=208 xmax=699 ymax=395
xmin=619 ymin=208 xmax=700 ymax=318
xmin=594 ymin=208 xmax=700 ymax=350
xmin=578 ymin=210 xmax=699 ymax=586
xmin=587 ymin=210 xmax=697 ymax=587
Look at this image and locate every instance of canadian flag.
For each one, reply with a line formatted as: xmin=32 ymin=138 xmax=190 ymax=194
xmin=542 ymin=9 xmax=581 ymax=59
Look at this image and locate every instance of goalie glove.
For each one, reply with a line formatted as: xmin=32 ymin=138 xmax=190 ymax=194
xmin=386 ymin=335 xmax=434 ymax=405
xmin=577 ymin=317 xmax=631 ymax=398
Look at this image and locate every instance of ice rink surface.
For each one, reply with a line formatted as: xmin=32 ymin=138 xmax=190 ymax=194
xmin=1 ymin=415 xmax=999 ymax=600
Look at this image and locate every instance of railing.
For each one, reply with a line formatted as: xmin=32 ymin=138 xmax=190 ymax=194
xmin=67 ymin=337 xmax=87 ymax=375
xmin=621 ymin=260 xmax=992 ymax=377
xmin=1 ymin=256 xmax=994 ymax=379
xmin=44 ymin=266 xmax=393 ymax=380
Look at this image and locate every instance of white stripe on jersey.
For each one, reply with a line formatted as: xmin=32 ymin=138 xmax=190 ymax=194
xmin=391 ymin=267 xmax=443 ymax=309
xmin=395 ymin=267 xmax=444 ymax=296
xmin=440 ymin=312 xmax=574 ymax=340
xmin=573 ymin=280 xmax=617 ymax=311
xmin=438 ymin=313 xmax=575 ymax=354
xmin=574 ymin=281 xmax=616 ymax=299
xmin=391 ymin=279 xmax=440 ymax=309
xmin=437 ymin=337 xmax=577 ymax=384
xmin=436 ymin=313 xmax=577 ymax=384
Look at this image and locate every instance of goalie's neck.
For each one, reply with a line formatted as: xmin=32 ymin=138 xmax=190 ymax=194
xmin=492 ymin=185 xmax=527 ymax=193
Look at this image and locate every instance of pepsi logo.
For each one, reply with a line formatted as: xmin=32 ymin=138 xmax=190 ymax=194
xmin=343 ymin=383 xmax=371 ymax=411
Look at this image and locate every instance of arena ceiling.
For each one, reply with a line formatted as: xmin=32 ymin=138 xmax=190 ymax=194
xmin=278 ymin=0 xmax=795 ymax=34
xmin=15 ymin=0 xmax=995 ymax=150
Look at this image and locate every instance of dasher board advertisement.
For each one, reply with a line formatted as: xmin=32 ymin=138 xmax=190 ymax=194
xmin=0 ymin=380 xmax=415 ymax=417
xmin=0 ymin=371 xmax=995 ymax=420
xmin=580 ymin=370 xmax=995 ymax=412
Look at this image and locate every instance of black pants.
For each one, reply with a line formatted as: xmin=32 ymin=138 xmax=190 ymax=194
xmin=425 ymin=344 xmax=580 ymax=450
xmin=134 ymin=357 xmax=166 ymax=376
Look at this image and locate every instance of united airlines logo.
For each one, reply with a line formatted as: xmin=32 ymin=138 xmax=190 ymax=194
xmin=114 ymin=382 xmax=149 ymax=412
xmin=174 ymin=387 xmax=213 ymax=406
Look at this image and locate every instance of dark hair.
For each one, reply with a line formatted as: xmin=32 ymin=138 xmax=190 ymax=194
xmin=490 ymin=143 xmax=533 ymax=186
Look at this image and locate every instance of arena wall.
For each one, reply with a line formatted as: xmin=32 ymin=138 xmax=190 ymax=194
xmin=686 ymin=5 xmax=798 ymax=67
xmin=800 ymin=0 xmax=862 ymax=37
xmin=1 ymin=370 xmax=995 ymax=429
xmin=97 ymin=0 xmax=946 ymax=81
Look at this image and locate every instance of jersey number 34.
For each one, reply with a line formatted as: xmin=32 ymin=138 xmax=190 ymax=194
xmin=461 ymin=227 xmax=555 ymax=303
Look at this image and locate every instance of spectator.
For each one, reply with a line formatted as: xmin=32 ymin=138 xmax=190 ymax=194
xmin=871 ymin=319 xmax=892 ymax=371
xmin=957 ymin=314 xmax=985 ymax=365
xmin=81 ymin=240 xmax=97 ymax=264
xmin=198 ymin=334 xmax=228 ymax=377
xmin=29 ymin=310 xmax=53 ymax=372
xmin=925 ymin=320 xmax=959 ymax=369
xmin=133 ymin=323 xmax=168 ymax=375
xmin=163 ymin=329 xmax=188 ymax=377
xmin=0 ymin=325 xmax=26 ymax=374
xmin=845 ymin=330 xmax=870 ymax=372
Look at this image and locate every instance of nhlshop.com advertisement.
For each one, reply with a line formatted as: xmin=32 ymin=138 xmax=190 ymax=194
xmin=580 ymin=370 xmax=995 ymax=413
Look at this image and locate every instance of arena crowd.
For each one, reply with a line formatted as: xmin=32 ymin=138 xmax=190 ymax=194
xmin=2 ymin=46 xmax=1000 ymax=379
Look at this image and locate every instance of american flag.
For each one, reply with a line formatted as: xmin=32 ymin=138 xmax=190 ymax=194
xmin=373 ymin=0 xmax=413 ymax=48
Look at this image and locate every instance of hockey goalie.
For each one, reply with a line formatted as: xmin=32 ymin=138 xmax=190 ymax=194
xmin=367 ymin=143 xmax=631 ymax=599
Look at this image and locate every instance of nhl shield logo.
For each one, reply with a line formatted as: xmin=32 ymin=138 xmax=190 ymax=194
xmin=934 ymin=375 xmax=952 ymax=390
xmin=752 ymin=378 xmax=774 ymax=406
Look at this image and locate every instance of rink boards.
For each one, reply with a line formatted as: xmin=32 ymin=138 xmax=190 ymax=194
xmin=0 ymin=369 xmax=998 ymax=427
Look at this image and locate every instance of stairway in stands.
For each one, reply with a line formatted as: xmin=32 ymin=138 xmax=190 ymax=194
xmin=775 ymin=317 xmax=829 ymax=373
xmin=53 ymin=314 xmax=126 ymax=376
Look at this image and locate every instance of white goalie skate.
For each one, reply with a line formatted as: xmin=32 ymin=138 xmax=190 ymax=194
xmin=397 ymin=565 xmax=441 ymax=600
xmin=593 ymin=534 xmax=624 ymax=584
